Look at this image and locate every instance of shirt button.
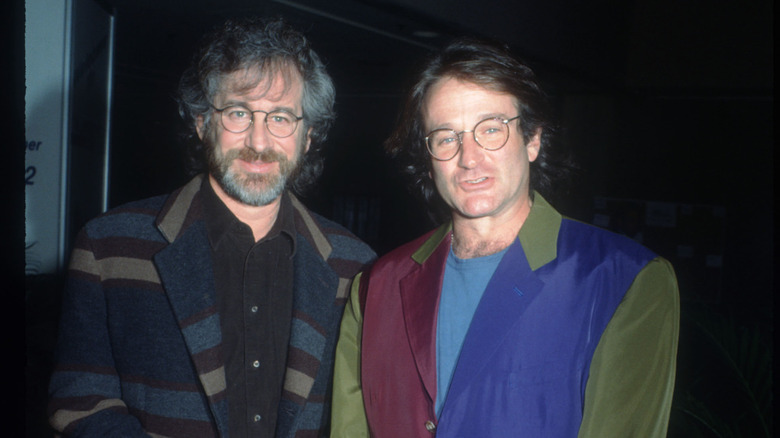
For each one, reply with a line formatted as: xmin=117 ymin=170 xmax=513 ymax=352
xmin=252 ymin=360 xmax=260 ymax=368
xmin=425 ymin=420 xmax=436 ymax=432
xmin=250 ymin=305 xmax=258 ymax=313
xmin=253 ymin=414 xmax=262 ymax=422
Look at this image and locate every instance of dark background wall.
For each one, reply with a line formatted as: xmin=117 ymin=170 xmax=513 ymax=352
xmin=17 ymin=0 xmax=772 ymax=436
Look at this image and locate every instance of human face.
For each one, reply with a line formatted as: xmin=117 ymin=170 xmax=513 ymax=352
xmin=197 ymin=67 xmax=311 ymax=207
xmin=423 ymin=77 xmax=540 ymax=223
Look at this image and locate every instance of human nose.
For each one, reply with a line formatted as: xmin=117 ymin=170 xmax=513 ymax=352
xmin=457 ymin=130 xmax=484 ymax=168
xmin=245 ymin=114 xmax=272 ymax=151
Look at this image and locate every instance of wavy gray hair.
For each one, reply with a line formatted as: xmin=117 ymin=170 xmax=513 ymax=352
xmin=177 ymin=17 xmax=336 ymax=194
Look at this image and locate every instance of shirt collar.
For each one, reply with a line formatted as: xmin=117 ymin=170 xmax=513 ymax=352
xmin=517 ymin=191 xmax=561 ymax=271
xmin=201 ymin=177 xmax=296 ymax=255
xmin=413 ymin=191 xmax=561 ymax=271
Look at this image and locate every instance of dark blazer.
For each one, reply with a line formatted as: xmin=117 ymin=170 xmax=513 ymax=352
xmin=49 ymin=175 xmax=376 ymax=437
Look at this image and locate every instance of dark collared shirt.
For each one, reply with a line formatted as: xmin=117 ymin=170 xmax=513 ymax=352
xmin=202 ymin=178 xmax=296 ymax=438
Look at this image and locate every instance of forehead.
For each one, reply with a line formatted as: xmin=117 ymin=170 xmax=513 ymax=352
xmin=423 ymin=77 xmax=517 ymax=126
xmin=216 ymin=63 xmax=304 ymax=107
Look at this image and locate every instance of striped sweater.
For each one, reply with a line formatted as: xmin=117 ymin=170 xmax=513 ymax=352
xmin=48 ymin=175 xmax=376 ymax=437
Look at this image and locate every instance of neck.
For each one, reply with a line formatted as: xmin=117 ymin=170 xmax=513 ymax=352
xmin=450 ymin=199 xmax=533 ymax=259
xmin=208 ymin=175 xmax=281 ymax=242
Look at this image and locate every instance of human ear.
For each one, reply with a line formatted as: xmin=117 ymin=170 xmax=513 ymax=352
xmin=196 ymin=115 xmax=205 ymax=140
xmin=304 ymin=126 xmax=312 ymax=153
xmin=526 ymin=128 xmax=542 ymax=162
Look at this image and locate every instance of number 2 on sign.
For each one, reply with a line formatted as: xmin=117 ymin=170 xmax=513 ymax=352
xmin=25 ymin=166 xmax=36 ymax=185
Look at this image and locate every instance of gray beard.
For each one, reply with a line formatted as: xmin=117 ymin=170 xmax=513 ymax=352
xmin=218 ymin=166 xmax=287 ymax=206
xmin=208 ymin=144 xmax=299 ymax=207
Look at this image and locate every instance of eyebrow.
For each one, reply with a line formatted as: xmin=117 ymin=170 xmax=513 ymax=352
xmin=474 ymin=112 xmax=513 ymax=122
xmin=218 ymin=100 xmax=301 ymax=115
xmin=428 ymin=112 xmax=512 ymax=131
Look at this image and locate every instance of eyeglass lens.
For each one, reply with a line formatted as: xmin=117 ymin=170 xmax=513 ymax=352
xmin=220 ymin=106 xmax=299 ymax=137
xmin=427 ymin=117 xmax=510 ymax=160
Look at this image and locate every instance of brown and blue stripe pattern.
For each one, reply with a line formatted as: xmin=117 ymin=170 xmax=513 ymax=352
xmin=49 ymin=175 xmax=375 ymax=437
xmin=273 ymin=197 xmax=376 ymax=437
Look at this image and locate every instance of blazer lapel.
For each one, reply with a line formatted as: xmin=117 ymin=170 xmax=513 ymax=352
xmin=275 ymin=197 xmax=339 ymax=435
xmin=444 ymin=238 xmax=545 ymax=404
xmin=399 ymin=235 xmax=451 ymax=405
xmin=154 ymin=223 xmax=229 ymax=436
xmin=153 ymin=175 xmax=229 ymax=436
xmin=283 ymin=243 xmax=338 ymax=405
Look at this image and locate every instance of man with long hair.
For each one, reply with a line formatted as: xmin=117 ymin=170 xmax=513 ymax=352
xmin=332 ymin=38 xmax=678 ymax=437
xmin=49 ymin=18 xmax=374 ymax=437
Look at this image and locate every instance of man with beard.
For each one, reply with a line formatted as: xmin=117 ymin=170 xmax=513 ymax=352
xmin=48 ymin=18 xmax=375 ymax=438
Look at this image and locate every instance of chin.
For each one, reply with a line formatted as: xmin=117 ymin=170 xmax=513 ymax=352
xmin=454 ymin=199 xmax=497 ymax=217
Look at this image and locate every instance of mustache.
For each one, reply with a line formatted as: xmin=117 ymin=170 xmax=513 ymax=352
xmin=227 ymin=147 xmax=287 ymax=164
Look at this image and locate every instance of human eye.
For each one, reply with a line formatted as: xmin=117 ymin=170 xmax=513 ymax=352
xmin=268 ymin=111 xmax=294 ymax=125
xmin=435 ymin=132 xmax=458 ymax=147
xmin=477 ymin=119 xmax=505 ymax=137
xmin=226 ymin=107 xmax=250 ymax=121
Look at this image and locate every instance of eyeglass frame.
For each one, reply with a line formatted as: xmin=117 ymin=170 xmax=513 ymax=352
xmin=210 ymin=104 xmax=304 ymax=138
xmin=424 ymin=115 xmax=522 ymax=161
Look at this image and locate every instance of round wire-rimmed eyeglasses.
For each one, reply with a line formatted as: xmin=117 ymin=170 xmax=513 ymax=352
xmin=425 ymin=115 xmax=521 ymax=161
xmin=211 ymin=104 xmax=304 ymax=138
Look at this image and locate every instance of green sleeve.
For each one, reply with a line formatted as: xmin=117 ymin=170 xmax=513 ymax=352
xmin=578 ymin=257 xmax=680 ymax=438
xmin=331 ymin=272 xmax=370 ymax=437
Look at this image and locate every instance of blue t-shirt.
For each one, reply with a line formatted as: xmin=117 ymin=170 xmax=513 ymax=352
xmin=435 ymin=245 xmax=509 ymax=416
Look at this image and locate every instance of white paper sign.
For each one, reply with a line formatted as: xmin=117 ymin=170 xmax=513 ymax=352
xmin=25 ymin=0 xmax=71 ymax=275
